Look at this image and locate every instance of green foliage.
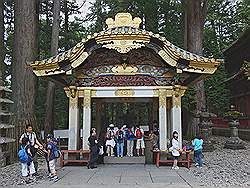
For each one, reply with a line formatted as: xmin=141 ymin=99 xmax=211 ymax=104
xmin=202 ymin=0 xmax=249 ymax=116
xmin=182 ymin=87 xmax=197 ymax=113
xmin=35 ymin=0 xmax=87 ymax=130
xmin=11 ymin=0 xmax=249 ymax=131
xmin=205 ymin=64 xmax=230 ymax=116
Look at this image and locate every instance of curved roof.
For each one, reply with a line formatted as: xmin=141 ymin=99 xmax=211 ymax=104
xmin=28 ymin=13 xmax=222 ymax=77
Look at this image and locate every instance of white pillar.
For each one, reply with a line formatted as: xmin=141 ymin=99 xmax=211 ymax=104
xmin=68 ymin=87 xmax=79 ymax=150
xmin=82 ymin=89 xmax=91 ymax=150
xmin=158 ymin=89 xmax=167 ymax=150
xmin=171 ymin=86 xmax=185 ymax=148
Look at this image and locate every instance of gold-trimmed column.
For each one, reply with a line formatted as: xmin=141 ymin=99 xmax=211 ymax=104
xmin=159 ymin=89 xmax=168 ymax=150
xmin=171 ymin=85 xmax=186 ymax=148
xmin=67 ymin=86 xmax=80 ymax=150
xmin=82 ymin=89 xmax=91 ymax=150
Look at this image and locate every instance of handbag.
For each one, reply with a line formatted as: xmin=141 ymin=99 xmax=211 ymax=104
xmin=99 ymin=146 xmax=104 ymax=155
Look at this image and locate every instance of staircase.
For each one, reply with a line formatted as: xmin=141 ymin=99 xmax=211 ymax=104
xmin=104 ymin=156 xmax=145 ymax=164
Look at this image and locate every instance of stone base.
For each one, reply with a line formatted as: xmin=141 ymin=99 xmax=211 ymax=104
xmin=224 ymin=137 xmax=246 ymax=150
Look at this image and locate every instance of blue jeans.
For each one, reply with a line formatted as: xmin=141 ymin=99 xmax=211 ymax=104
xmin=194 ymin=149 xmax=203 ymax=167
xmin=117 ymin=143 xmax=124 ymax=157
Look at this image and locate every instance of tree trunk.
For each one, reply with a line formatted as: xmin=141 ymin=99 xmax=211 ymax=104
xmin=0 ymin=1 xmax=4 ymax=85
xmin=64 ymin=0 xmax=69 ymax=50
xmin=183 ymin=0 xmax=207 ymax=136
xmin=43 ymin=0 xmax=60 ymax=137
xmin=12 ymin=0 xmax=39 ymax=135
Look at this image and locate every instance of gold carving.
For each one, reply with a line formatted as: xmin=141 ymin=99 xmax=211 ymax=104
xmin=115 ymin=89 xmax=135 ymax=97
xmin=172 ymin=95 xmax=181 ymax=108
xmin=158 ymin=50 xmax=177 ymax=67
xmin=153 ymin=89 xmax=159 ymax=97
xmin=102 ymin=40 xmax=146 ymax=53
xmin=172 ymin=85 xmax=186 ymax=108
xmin=112 ymin=64 xmax=138 ymax=74
xmin=83 ymin=90 xmax=91 ymax=108
xmin=159 ymin=89 xmax=167 ymax=107
xmin=70 ymin=52 xmax=89 ymax=68
xmin=69 ymin=95 xmax=78 ymax=109
xmin=106 ymin=13 xmax=142 ymax=29
xmin=91 ymin=90 xmax=97 ymax=97
xmin=69 ymin=86 xmax=77 ymax=98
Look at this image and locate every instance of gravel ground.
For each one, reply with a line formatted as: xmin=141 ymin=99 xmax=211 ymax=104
xmin=188 ymin=136 xmax=250 ymax=187
xmin=0 ymin=158 xmax=48 ymax=187
xmin=0 ymin=136 xmax=249 ymax=187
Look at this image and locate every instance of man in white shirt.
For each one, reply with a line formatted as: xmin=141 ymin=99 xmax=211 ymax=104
xmin=19 ymin=124 xmax=43 ymax=173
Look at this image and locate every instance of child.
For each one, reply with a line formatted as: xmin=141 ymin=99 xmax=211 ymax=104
xmin=46 ymin=134 xmax=59 ymax=181
xmin=19 ymin=137 xmax=36 ymax=178
xmin=192 ymin=135 xmax=203 ymax=168
xmin=170 ymin=131 xmax=181 ymax=170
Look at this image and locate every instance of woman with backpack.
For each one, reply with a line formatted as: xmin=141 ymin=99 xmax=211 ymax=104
xmin=19 ymin=137 xmax=36 ymax=177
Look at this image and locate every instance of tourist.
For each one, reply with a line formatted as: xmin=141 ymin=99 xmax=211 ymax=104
xmin=148 ymin=130 xmax=159 ymax=150
xmin=19 ymin=137 xmax=36 ymax=178
xmin=135 ymin=125 xmax=145 ymax=156
xmin=19 ymin=124 xmax=43 ymax=173
xmin=126 ymin=127 xmax=135 ymax=157
xmin=46 ymin=134 xmax=59 ymax=181
xmin=115 ymin=128 xmax=125 ymax=157
xmin=170 ymin=131 xmax=181 ymax=170
xmin=192 ymin=135 xmax=204 ymax=168
xmin=87 ymin=129 xmax=99 ymax=169
xmin=105 ymin=124 xmax=116 ymax=156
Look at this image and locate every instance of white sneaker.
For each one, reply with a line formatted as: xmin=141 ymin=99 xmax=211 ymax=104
xmin=175 ymin=166 xmax=179 ymax=170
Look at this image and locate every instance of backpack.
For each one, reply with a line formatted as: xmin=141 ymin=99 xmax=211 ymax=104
xmin=52 ymin=143 xmax=61 ymax=159
xmin=127 ymin=131 xmax=134 ymax=139
xmin=18 ymin=145 xmax=29 ymax=163
xmin=136 ymin=129 xmax=142 ymax=139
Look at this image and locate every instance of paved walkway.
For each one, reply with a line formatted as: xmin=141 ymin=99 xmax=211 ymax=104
xmin=15 ymin=164 xmax=206 ymax=188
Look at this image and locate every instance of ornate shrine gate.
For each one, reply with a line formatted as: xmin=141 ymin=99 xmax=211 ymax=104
xmin=28 ymin=13 xmax=221 ymax=151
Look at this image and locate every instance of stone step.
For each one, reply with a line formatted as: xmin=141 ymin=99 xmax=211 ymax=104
xmin=104 ymin=156 xmax=145 ymax=164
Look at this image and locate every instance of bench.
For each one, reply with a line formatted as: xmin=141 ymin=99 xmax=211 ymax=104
xmin=153 ymin=150 xmax=192 ymax=168
xmin=60 ymin=150 xmax=90 ymax=167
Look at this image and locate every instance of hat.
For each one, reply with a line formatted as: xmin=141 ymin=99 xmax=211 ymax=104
xmin=122 ymin=125 xmax=127 ymax=129
xmin=52 ymin=137 xmax=60 ymax=142
xmin=109 ymin=124 xmax=114 ymax=128
xmin=47 ymin=134 xmax=53 ymax=139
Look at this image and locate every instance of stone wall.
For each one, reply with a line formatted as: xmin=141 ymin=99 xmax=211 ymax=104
xmin=212 ymin=127 xmax=250 ymax=141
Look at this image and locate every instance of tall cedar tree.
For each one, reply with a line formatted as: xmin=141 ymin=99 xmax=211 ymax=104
xmin=183 ymin=0 xmax=207 ymax=135
xmin=0 ymin=1 xmax=4 ymax=85
xmin=12 ymin=0 xmax=39 ymax=135
xmin=43 ymin=0 xmax=60 ymax=137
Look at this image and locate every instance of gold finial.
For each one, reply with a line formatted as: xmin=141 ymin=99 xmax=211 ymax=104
xmin=106 ymin=13 xmax=142 ymax=29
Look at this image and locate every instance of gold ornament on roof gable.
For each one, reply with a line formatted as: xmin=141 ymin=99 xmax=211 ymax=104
xmin=106 ymin=13 xmax=142 ymax=29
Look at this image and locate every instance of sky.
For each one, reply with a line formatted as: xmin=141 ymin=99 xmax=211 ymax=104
xmin=73 ymin=0 xmax=95 ymax=20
